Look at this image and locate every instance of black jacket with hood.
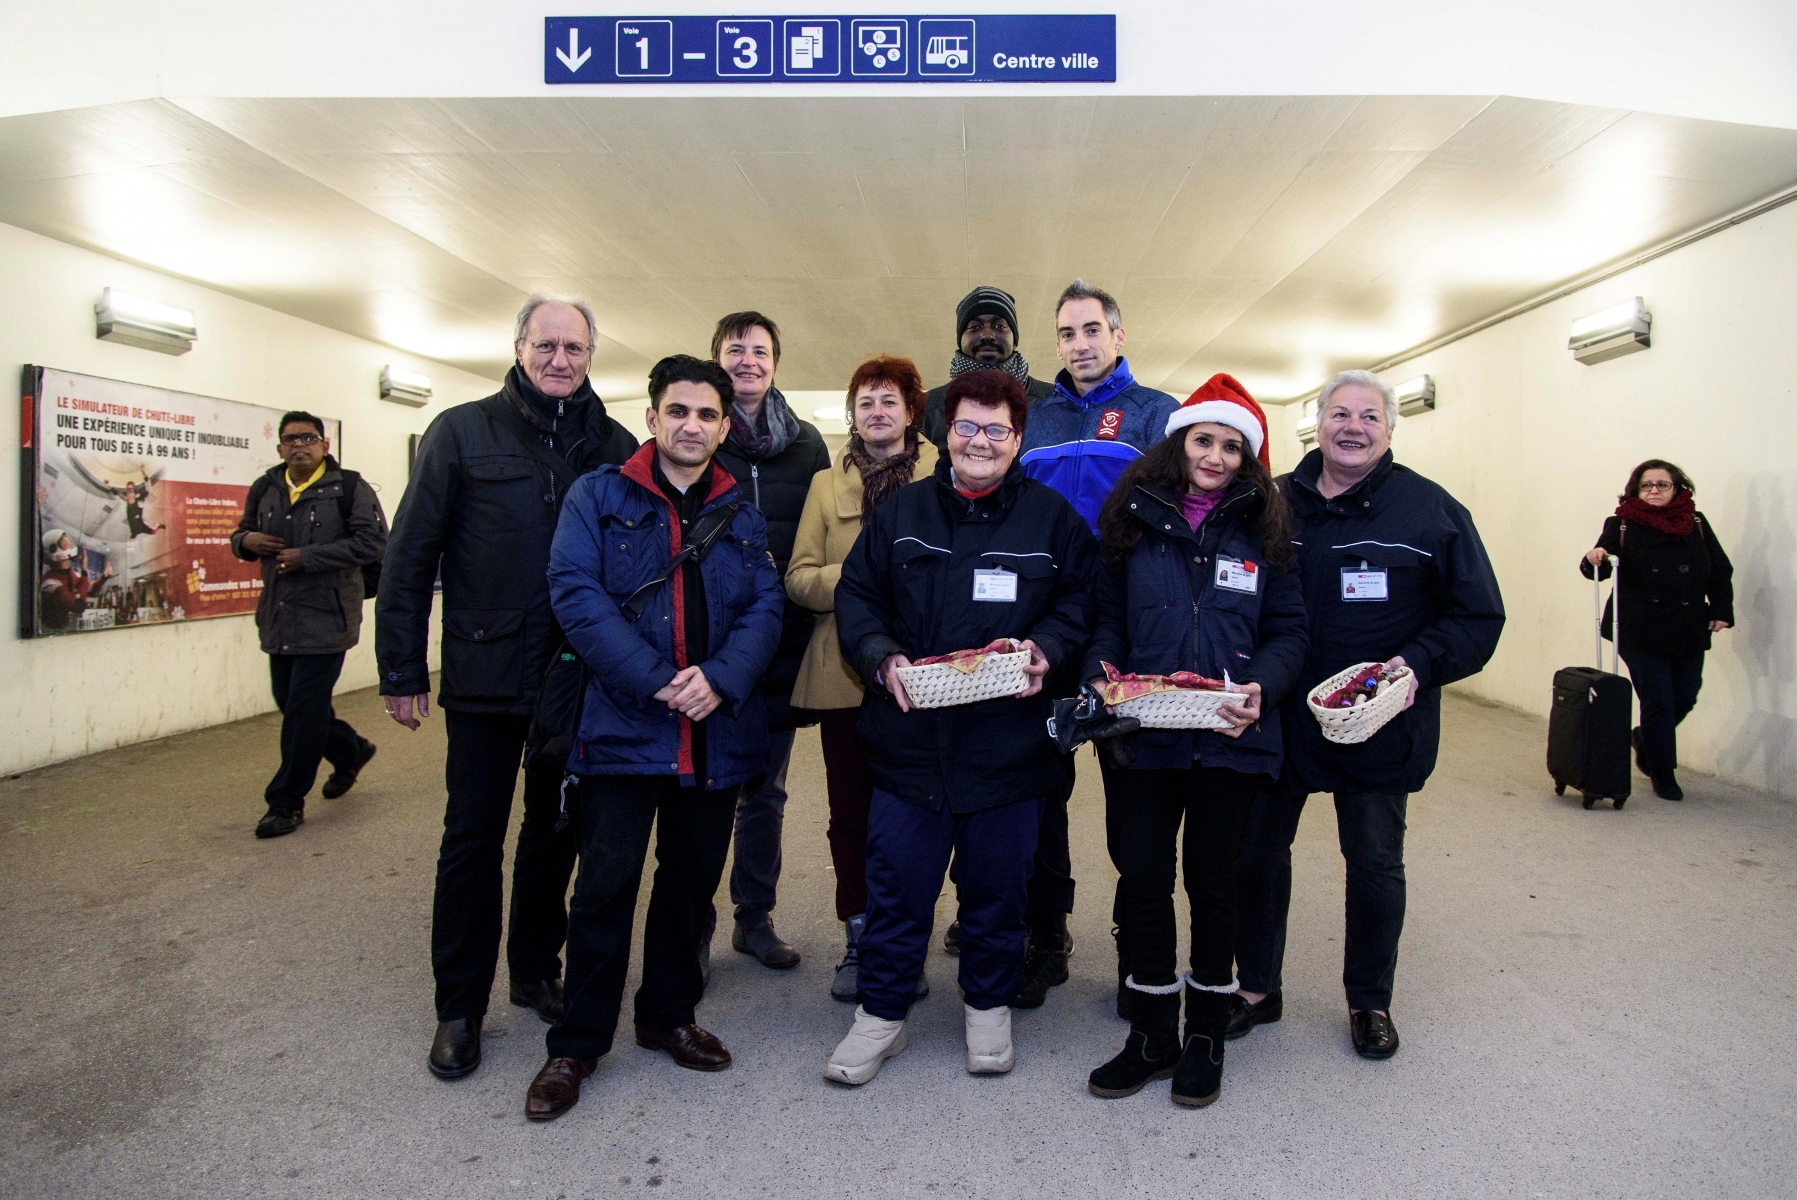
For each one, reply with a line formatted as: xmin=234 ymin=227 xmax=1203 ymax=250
xmin=376 ymin=366 xmax=638 ymax=715
xmin=711 ymin=386 xmax=831 ymax=732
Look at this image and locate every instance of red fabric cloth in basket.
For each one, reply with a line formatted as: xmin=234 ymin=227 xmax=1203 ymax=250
xmin=912 ymin=639 xmax=1018 ymax=675
xmin=1093 ymin=661 xmax=1227 ymax=706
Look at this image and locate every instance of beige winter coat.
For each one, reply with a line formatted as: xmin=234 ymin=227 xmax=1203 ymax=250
xmin=786 ymin=441 xmax=939 ymax=712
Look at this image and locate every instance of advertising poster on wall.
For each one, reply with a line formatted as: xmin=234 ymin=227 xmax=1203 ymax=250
xmin=20 ymin=366 xmax=340 ymax=638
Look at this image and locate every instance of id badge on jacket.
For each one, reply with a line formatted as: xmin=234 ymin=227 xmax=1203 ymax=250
xmin=972 ymin=567 xmax=1017 ymax=602
xmin=1341 ymin=566 xmax=1388 ymax=601
xmin=1215 ymin=556 xmax=1259 ymax=594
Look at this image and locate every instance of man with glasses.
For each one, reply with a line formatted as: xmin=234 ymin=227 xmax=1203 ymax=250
xmin=1005 ymin=279 xmax=1178 ymax=1011
xmin=378 ymin=294 xmax=638 ymax=1082
xmin=233 ymin=411 xmax=387 ymax=839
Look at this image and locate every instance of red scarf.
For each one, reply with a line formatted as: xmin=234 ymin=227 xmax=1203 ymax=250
xmin=1615 ymin=489 xmax=1695 ymax=536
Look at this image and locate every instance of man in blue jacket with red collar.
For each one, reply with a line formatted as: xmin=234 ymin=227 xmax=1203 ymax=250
xmin=1006 ymin=279 xmax=1178 ymax=1008
xmin=525 ymin=355 xmax=784 ymax=1122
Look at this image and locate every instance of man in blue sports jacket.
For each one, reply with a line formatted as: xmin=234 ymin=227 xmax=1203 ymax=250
xmin=1006 ymin=279 xmax=1179 ymax=1008
xmin=524 ymin=355 xmax=784 ymax=1122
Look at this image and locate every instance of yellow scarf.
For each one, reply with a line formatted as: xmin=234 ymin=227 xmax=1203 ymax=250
xmin=285 ymin=461 xmax=326 ymax=505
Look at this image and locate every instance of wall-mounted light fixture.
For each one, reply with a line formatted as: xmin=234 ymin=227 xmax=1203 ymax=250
xmin=1295 ymin=401 xmax=1318 ymax=446
xmin=379 ymin=365 xmax=433 ymax=406
xmin=95 ymin=288 xmax=196 ymax=355
xmin=1569 ymin=297 xmax=1651 ymax=365
xmin=1394 ymin=374 xmax=1436 ymax=416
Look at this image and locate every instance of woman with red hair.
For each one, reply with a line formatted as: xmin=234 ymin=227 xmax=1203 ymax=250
xmin=786 ymin=356 xmax=939 ymax=1000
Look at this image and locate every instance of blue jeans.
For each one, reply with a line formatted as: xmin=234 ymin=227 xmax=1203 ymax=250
xmin=860 ymin=790 xmax=1044 ymax=1020
xmin=1620 ymin=648 xmax=1704 ymax=770
xmin=1235 ymin=784 xmax=1409 ymax=1012
xmin=729 ymin=729 xmax=795 ymax=927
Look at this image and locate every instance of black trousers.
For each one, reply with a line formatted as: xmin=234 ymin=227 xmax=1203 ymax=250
xmin=1235 ymin=783 xmax=1409 ymax=1011
xmin=1025 ymin=759 xmax=1078 ymax=917
xmin=1620 ymin=648 xmax=1705 ymax=771
xmin=265 ymin=652 xmax=359 ymax=810
xmin=431 ymin=710 xmax=580 ymax=1021
xmin=547 ymin=775 xmax=737 ymax=1060
xmin=1103 ymin=763 xmax=1259 ymax=989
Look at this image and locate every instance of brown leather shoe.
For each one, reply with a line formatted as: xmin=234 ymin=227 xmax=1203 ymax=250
xmin=525 ymin=1056 xmax=597 ymax=1121
xmin=634 ymin=1023 xmax=732 ymax=1071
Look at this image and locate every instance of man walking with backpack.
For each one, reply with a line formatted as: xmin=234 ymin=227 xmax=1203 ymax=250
xmin=378 ymin=295 xmax=638 ymax=1083
xmin=232 ymin=410 xmax=387 ymax=839
xmin=524 ymin=354 xmax=784 ymax=1121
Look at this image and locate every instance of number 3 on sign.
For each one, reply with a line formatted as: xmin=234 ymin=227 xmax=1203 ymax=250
xmin=717 ymin=20 xmax=773 ymax=76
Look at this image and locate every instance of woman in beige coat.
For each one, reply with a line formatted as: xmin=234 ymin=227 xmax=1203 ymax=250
xmin=787 ymin=355 xmax=939 ymax=1000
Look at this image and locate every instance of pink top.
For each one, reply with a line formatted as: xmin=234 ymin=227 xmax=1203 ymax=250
xmin=1180 ymin=487 xmax=1225 ymax=530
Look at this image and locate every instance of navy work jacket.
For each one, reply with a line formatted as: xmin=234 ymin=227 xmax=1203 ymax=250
xmin=1279 ymin=449 xmax=1505 ymax=794
xmin=548 ymin=445 xmax=785 ymax=789
xmin=1081 ymin=481 xmax=1308 ymax=779
xmin=835 ymin=456 xmax=1098 ymax=814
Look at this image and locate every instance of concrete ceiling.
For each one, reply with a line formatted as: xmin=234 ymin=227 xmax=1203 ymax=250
xmin=1 ymin=95 xmax=1795 ymax=403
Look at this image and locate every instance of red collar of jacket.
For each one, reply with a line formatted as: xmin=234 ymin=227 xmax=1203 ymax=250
xmin=619 ymin=443 xmax=738 ymax=506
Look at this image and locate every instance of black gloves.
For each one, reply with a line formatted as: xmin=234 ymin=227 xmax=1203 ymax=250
xmin=1046 ymin=685 xmax=1141 ymax=768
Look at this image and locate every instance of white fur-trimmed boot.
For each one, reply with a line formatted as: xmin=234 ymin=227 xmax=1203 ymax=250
xmin=964 ymin=1003 xmax=1015 ymax=1074
xmin=824 ymin=1006 xmax=907 ymax=1086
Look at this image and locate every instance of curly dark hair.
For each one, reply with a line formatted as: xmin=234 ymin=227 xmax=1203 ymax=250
xmin=944 ymin=370 xmax=1029 ymax=438
xmin=1097 ymin=428 xmax=1296 ymax=571
xmin=1621 ymin=459 xmax=1694 ymax=502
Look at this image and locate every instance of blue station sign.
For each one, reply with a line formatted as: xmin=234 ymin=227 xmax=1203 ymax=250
xmin=544 ymin=15 xmax=1115 ymax=84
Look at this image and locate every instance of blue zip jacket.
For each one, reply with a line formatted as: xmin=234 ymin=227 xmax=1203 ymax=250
xmin=1082 ymin=481 xmax=1308 ymax=778
xmin=548 ymin=445 xmax=785 ymax=788
xmin=1019 ymin=358 xmax=1179 ymax=535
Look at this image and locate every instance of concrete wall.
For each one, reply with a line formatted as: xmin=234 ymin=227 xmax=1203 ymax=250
xmin=0 ymin=222 xmax=501 ymax=775
xmin=1270 ymin=198 xmax=1797 ymax=797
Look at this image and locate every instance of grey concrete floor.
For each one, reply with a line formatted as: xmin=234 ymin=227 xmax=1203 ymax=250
xmin=1 ymin=686 xmax=1793 ymax=1199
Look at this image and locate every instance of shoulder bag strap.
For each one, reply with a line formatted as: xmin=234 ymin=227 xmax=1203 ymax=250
xmin=478 ymin=396 xmax=580 ymax=494
xmin=618 ymin=501 xmax=742 ymax=623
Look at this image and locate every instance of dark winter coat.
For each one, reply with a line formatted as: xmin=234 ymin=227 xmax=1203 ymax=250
xmin=1580 ymin=513 xmax=1733 ymax=656
xmin=232 ymin=457 xmax=387 ymax=655
xmin=548 ymin=446 xmax=785 ymax=790
xmin=835 ymin=455 xmax=1099 ymax=814
xmin=1278 ymin=449 xmax=1505 ymax=795
xmin=1081 ymin=481 xmax=1308 ymax=779
xmin=711 ymin=387 xmax=831 ymax=732
xmin=922 ymin=374 xmax=1055 ymax=453
xmin=376 ymin=370 xmax=639 ymax=715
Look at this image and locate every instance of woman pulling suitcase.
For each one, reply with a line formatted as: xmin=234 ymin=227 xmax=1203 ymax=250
xmin=1082 ymin=375 xmax=1308 ymax=1107
xmin=1580 ymin=459 xmax=1733 ymax=800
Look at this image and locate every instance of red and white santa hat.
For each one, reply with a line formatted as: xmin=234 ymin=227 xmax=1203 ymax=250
xmin=1164 ymin=373 xmax=1269 ymax=471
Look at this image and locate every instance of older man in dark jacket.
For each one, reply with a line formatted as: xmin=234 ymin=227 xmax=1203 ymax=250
xmin=1231 ymin=370 xmax=1504 ymax=1062
xmin=524 ymin=354 xmax=784 ymax=1121
xmin=824 ymin=370 xmax=1097 ymax=1088
xmin=377 ymin=294 xmax=638 ymax=1082
xmin=233 ymin=411 xmax=387 ymax=839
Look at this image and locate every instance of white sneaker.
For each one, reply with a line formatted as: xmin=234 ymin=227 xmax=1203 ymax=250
xmin=824 ymin=1006 xmax=908 ymax=1086
xmin=964 ymin=1003 xmax=1015 ymax=1074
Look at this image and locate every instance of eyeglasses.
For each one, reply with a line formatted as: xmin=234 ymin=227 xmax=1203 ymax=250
xmin=524 ymin=339 xmax=592 ymax=360
xmin=950 ymin=420 xmax=1015 ymax=442
xmin=1638 ymin=480 xmax=1676 ymax=492
xmin=280 ymin=433 xmax=323 ymax=446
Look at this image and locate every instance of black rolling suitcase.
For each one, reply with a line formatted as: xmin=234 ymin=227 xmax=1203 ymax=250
xmin=1548 ymin=553 xmax=1632 ymax=809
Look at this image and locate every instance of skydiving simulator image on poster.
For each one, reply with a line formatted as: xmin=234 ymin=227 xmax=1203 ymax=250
xmin=20 ymin=366 xmax=340 ymax=638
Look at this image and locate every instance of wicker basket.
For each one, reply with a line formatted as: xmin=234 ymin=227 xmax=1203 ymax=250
xmin=1113 ymin=687 xmax=1250 ymax=730
xmin=893 ymin=646 xmax=1031 ymax=709
xmin=1307 ymin=662 xmax=1414 ymax=744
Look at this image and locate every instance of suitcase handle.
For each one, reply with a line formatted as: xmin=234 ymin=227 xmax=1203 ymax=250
xmin=1594 ymin=554 xmax=1620 ymax=673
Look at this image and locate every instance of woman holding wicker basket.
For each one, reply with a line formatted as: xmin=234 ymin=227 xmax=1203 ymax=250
xmin=1079 ymin=374 xmax=1309 ymax=1108
xmin=823 ymin=369 xmax=1098 ymax=1087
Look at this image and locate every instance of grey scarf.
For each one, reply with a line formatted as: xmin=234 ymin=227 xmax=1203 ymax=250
xmin=727 ymin=385 xmax=801 ymax=460
xmin=949 ymin=350 xmax=1032 ymax=384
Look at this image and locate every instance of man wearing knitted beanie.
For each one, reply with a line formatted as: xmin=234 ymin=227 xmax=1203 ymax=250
xmin=922 ymin=286 xmax=1054 ymax=452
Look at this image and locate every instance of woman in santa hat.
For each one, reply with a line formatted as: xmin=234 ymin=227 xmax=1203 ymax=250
xmin=1579 ymin=459 xmax=1733 ymax=801
xmin=1081 ymin=374 xmax=1309 ymax=1108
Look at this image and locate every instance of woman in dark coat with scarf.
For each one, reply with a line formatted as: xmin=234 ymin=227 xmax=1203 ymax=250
xmin=1082 ymin=375 xmax=1308 ymax=1108
xmin=1580 ymin=459 xmax=1733 ymax=800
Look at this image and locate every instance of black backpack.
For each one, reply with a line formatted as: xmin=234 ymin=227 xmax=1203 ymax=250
xmin=247 ymin=468 xmax=382 ymax=596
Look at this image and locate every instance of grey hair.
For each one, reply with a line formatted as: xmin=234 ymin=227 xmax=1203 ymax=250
xmin=514 ymin=292 xmax=599 ymax=348
xmin=1054 ymin=279 xmax=1123 ymax=331
xmin=1317 ymin=369 xmax=1398 ymax=428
